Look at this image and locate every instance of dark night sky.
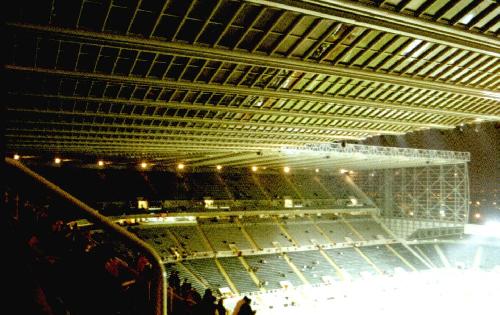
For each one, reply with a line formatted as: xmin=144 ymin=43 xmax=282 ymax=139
xmin=363 ymin=121 xmax=499 ymax=222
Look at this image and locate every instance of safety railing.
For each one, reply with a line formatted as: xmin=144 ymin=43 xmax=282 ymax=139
xmin=5 ymin=157 xmax=167 ymax=315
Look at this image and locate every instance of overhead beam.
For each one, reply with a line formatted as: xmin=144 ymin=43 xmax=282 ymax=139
xmin=8 ymin=23 xmax=500 ymax=100
xmin=188 ymin=153 xmax=277 ymax=167
xmin=7 ymin=65 xmax=498 ymax=121
xmin=15 ymin=93 xmax=449 ymax=130
xmin=6 ymin=108 xmax=375 ymax=137
xmin=5 ymin=127 xmax=353 ymax=144
xmin=8 ymin=143 xmax=257 ymax=155
xmin=245 ymin=0 xmax=500 ymax=57
xmin=7 ymin=138 xmax=290 ymax=151
xmin=7 ymin=120 xmax=365 ymax=140
xmin=183 ymin=152 xmax=260 ymax=166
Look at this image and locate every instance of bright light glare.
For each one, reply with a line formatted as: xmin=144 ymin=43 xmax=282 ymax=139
xmin=283 ymin=166 xmax=290 ymax=173
xmin=252 ymin=166 xmax=258 ymax=172
xmin=461 ymin=12 xmax=475 ymax=24
xmin=216 ymin=165 xmax=222 ymax=170
xmin=484 ymin=221 xmax=500 ymax=238
xmin=474 ymin=213 xmax=481 ymax=219
xmin=140 ymin=162 xmax=147 ymax=169
xmin=340 ymin=169 xmax=348 ymax=174
xmin=13 ymin=154 xmax=20 ymax=160
xmin=315 ymin=168 xmax=320 ymax=173
xmin=98 ymin=160 xmax=104 ymax=167
xmin=403 ymin=39 xmax=422 ymax=55
xmin=177 ymin=163 xmax=185 ymax=170
xmin=222 ymin=269 xmax=500 ymax=315
xmin=54 ymin=158 xmax=61 ymax=164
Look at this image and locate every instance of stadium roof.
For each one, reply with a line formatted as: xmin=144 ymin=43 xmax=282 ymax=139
xmin=4 ymin=0 xmax=500 ymax=163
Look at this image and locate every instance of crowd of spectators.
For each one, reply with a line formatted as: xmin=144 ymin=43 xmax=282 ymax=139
xmin=167 ymin=271 xmax=228 ymax=315
xmin=6 ymin=189 xmax=252 ymax=315
xmin=10 ymin=192 xmax=154 ymax=315
xmin=166 ymin=271 xmax=255 ymax=315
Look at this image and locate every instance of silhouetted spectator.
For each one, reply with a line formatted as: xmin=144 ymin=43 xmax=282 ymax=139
xmin=216 ymin=298 xmax=228 ymax=315
xmin=200 ymin=288 xmax=216 ymax=315
xmin=180 ymin=279 xmax=192 ymax=297
xmin=237 ymin=296 xmax=255 ymax=315
xmin=168 ymin=270 xmax=181 ymax=290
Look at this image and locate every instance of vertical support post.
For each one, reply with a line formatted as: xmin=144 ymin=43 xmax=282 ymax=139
xmin=464 ymin=162 xmax=470 ymax=225
xmin=401 ymin=167 xmax=406 ymax=217
xmin=439 ymin=165 xmax=444 ymax=222
xmin=426 ymin=166 xmax=430 ymax=220
xmin=383 ymin=169 xmax=393 ymax=217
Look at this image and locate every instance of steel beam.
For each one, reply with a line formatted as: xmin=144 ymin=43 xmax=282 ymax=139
xmin=16 ymin=93 xmax=447 ymax=130
xmin=6 ymin=108 xmax=373 ymax=137
xmin=7 ymin=65 xmax=498 ymax=121
xmin=8 ymin=23 xmax=499 ymax=100
xmin=7 ymin=119 xmax=365 ymax=140
xmin=5 ymin=127 xmax=351 ymax=144
xmin=245 ymin=0 xmax=500 ymax=57
xmin=7 ymin=138 xmax=290 ymax=151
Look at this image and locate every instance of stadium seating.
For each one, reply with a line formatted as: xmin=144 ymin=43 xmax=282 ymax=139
xmin=245 ymin=254 xmax=301 ymax=289
xmin=324 ymin=248 xmax=376 ymax=280
xmin=281 ymin=219 xmax=331 ymax=246
xmin=31 ymin=167 xmax=373 ymax=212
xmin=411 ymin=243 xmax=446 ymax=268
xmin=358 ymin=245 xmax=411 ymax=275
xmin=388 ymin=243 xmax=429 ymax=271
xmin=201 ymin=222 xmax=253 ymax=251
xmin=182 ymin=259 xmax=229 ymax=291
xmin=286 ymin=251 xmax=340 ymax=284
xmin=217 ymin=257 xmax=261 ymax=293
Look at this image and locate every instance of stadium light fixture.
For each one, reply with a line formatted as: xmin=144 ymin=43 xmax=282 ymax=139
xmin=252 ymin=166 xmax=258 ymax=172
xmin=97 ymin=160 xmax=104 ymax=167
xmin=177 ymin=163 xmax=185 ymax=170
xmin=216 ymin=165 xmax=222 ymax=171
xmin=13 ymin=154 xmax=20 ymax=160
xmin=54 ymin=157 xmax=61 ymax=164
xmin=140 ymin=162 xmax=148 ymax=169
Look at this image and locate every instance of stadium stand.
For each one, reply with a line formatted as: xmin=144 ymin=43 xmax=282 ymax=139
xmin=5 ymin=158 xmax=499 ymax=315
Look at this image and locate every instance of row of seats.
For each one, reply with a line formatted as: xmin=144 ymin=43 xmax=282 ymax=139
xmin=167 ymin=241 xmax=500 ymax=295
xmin=35 ymin=166 xmax=355 ymax=205
xmin=132 ymin=216 xmax=390 ymax=258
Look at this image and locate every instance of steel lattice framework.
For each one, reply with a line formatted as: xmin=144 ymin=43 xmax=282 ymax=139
xmin=4 ymin=0 xmax=499 ymax=163
xmin=354 ymin=162 xmax=470 ymax=239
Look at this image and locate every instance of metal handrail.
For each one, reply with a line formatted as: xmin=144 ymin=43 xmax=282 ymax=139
xmin=5 ymin=157 xmax=167 ymax=315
